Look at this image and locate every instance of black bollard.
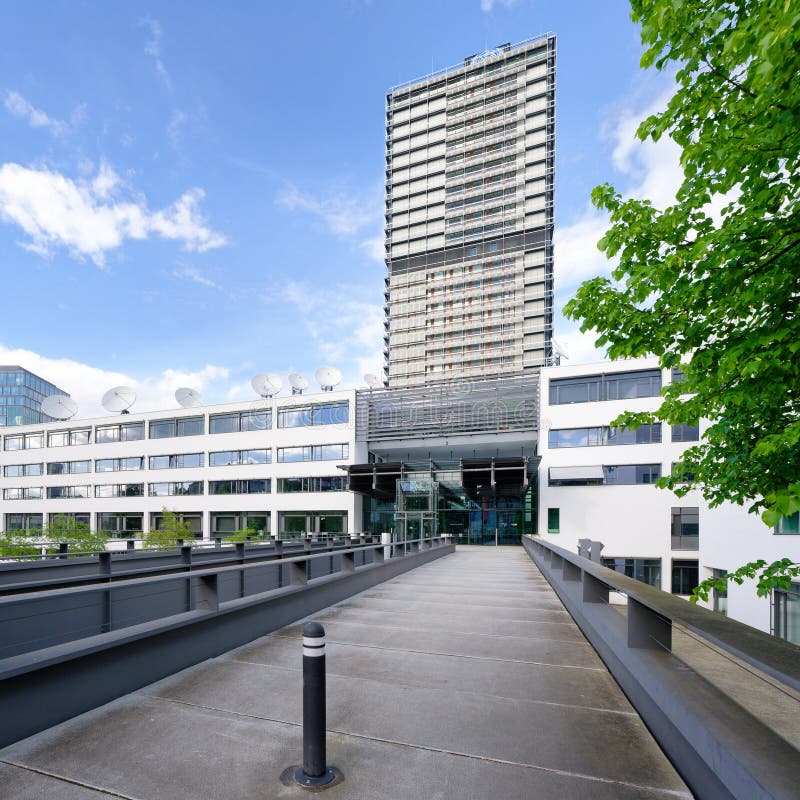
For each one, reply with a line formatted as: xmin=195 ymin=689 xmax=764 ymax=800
xmin=294 ymin=621 xmax=335 ymax=788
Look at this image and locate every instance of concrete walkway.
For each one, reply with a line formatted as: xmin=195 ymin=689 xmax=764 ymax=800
xmin=0 ymin=547 xmax=691 ymax=799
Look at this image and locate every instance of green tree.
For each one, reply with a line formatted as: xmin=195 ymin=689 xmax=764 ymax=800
xmin=45 ymin=514 xmax=107 ymax=554
xmin=144 ymin=508 xmax=193 ymax=548
xmin=564 ymin=0 xmax=800 ymax=600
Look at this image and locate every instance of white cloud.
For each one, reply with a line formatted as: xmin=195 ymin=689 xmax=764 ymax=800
xmin=276 ymin=182 xmax=384 ymax=262
xmin=139 ymin=17 xmax=171 ymax=89
xmin=280 ymin=280 xmax=384 ymax=384
xmin=0 ymin=162 xmax=227 ymax=265
xmin=167 ymin=109 xmax=187 ymax=149
xmin=2 ymin=90 xmax=85 ymax=137
xmin=173 ymin=264 xmax=219 ymax=289
xmin=0 ymin=344 xmax=230 ymax=418
xmin=480 ymin=0 xmax=519 ymax=11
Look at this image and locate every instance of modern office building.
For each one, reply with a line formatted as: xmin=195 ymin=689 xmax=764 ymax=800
xmin=0 ymin=366 xmax=69 ymax=427
xmin=537 ymin=356 xmax=800 ymax=642
xmin=0 ymin=389 xmax=364 ymax=540
xmin=384 ymin=33 xmax=556 ymax=387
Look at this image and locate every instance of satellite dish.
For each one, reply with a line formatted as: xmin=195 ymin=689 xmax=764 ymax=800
xmin=251 ymin=372 xmax=283 ymax=398
xmin=41 ymin=394 xmax=78 ymax=420
xmin=102 ymin=386 xmax=136 ymax=414
xmin=288 ymin=372 xmax=309 ymax=395
xmin=175 ymin=387 xmax=203 ymax=408
xmin=315 ymin=366 xmax=342 ymax=392
xmin=552 ymin=338 xmax=569 ymax=364
xmin=363 ymin=373 xmax=382 ymax=389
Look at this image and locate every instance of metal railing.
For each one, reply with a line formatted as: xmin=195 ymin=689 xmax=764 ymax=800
xmin=0 ymin=534 xmax=454 ymax=749
xmin=523 ymin=535 xmax=800 ymax=800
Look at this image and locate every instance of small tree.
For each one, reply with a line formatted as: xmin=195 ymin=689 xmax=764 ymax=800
xmin=144 ymin=509 xmax=193 ymax=548
xmin=45 ymin=514 xmax=107 ymax=554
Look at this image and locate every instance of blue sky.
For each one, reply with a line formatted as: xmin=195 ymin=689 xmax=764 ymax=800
xmin=0 ymin=0 xmax=680 ymax=415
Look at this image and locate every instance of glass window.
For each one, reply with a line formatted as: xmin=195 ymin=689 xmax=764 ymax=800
xmin=775 ymin=512 xmax=799 ymax=535
xmin=241 ymin=449 xmax=269 ymax=465
xmin=240 ymin=411 xmax=270 ymax=431
xmin=210 ymin=411 xmax=269 ymax=433
xmin=48 ymin=431 xmax=69 ymax=447
xmin=121 ymin=422 xmax=144 ymax=441
xmin=602 ymin=557 xmax=661 ymax=588
xmin=148 ymin=481 xmax=203 ymax=496
xmin=671 ymin=507 xmax=699 ymax=537
xmin=603 ymin=464 xmax=661 ymax=485
xmin=276 ymin=476 xmax=346 ymax=493
xmin=210 ymin=450 xmax=238 ymax=466
xmin=672 ymin=423 xmax=699 ymax=442
xmin=177 ymin=416 xmax=204 ymax=437
xmin=25 ymin=434 xmax=43 ymax=449
xmin=672 ymin=560 xmax=699 ymax=594
xmin=712 ymin=568 xmax=728 ymax=615
xmin=312 ymin=402 xmax=349 ymax=425
xmin=313 ymin=444 xmax=349 ymax=461
xmin=4 ymin=435 xmax=23 ymax=450
xmin=149 ymin=420 xmax=175 ymax=439
xmin=278 ymin=407 xmax=313 ymax=428
xmin=96 ymin=426 xmax=120 ymax=443
xmin=278 ymin=446 xmax=310 ymax=463
xmin=547 ymin=508 xmax=560 ymax=533
xmin=148 ymin=453 xmax=205 ymax=470
xmin=71 ymin=429 xmax=91 ymax=445
xmin=549 ymin=369 xmax=661 ymax=405
xmin=607 ymin=424 xmax=662 ymax=445
xmin=773 ymin=584 xmax=800 ymax=646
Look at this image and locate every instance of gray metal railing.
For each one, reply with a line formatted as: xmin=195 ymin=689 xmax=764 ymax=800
xmin=523 ymin=535 xmax=800 ymax=800
xmin=0 ymin=534 xmax=454 ymax=749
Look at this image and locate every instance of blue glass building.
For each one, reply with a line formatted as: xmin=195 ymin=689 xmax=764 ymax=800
xmin=0 ymin=366 xmax=69 ymax=427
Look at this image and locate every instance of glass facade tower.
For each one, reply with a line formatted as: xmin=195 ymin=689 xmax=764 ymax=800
xmin=384 ymin=34 xmax=556 ymax=387
xmin=0 ymin=366 xmax=69 ymax=427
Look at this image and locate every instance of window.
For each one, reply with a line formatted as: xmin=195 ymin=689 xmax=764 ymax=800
xmin=603 ymin=464 xmax=661 ymax=485
xmin=5 ymin=513 xmax=43 ymax=532
xmin=209 ymin=449 xmax=270 ymax=467
xmin=48 ymin=428 xmax=91 ymax=447
xmin=95 ymin=422 xmax=145 ymax=443
xmin=671 ymin=507 xmax=699 ymax=537
xmin=278 ymin=510 xmax=347 ymax=537
xmin=148 ymin=453 xmax=204 ymax=470
xmin=276 ymin=444 xmax=349 ymax=463
xmin=4 ymin=463 xmax=43 ymax=477
xmin=277 ymin=402 xmax=348 ymax=428
xmin=211 ymin=512 xmax=269 ymax=536
xmin=97 ymin=513 xmax=143 ymax=537
xmin=671 ymin=462 xmax=695 ymax=483
xmin=712 ymin=568 xmax=728 ymax=615
xmin=547 ymin=508 xmax=560 ymax=533
xmin=95 ymin=457 xmax=144 ymax=472
xmin=672 ymin=423 xmax=699 ymax=442
xmin=602 ymin=557 xmax=661 ymax=588
xmin=548 ymin=424 xmax=661 ymax=448
xmin=46 ymin=485 xmax=90 ymax=499
xmin=671 ymin=560 xmax=699 ymax=595
xmin=209 ymin=479 xmax=270 ymax=495
xmin=47 ymin=460 xmax=91 ymax=475
xmin=773 ymin=583 xmax=800 ymax=646
xmin=209 ymin=410 xmax=270 ymax=434
xmin=150 ymin=511 xmax=202 ymax=538
xmin=549 ymin=369 xmax=662 ymax=405
xmin=775 ymin=512 xmax=799 ymax=535
xmin=95 ymin=483 xmax=144 ymax=498
xmin=4 ymin=487 xmax=43 ymax=500
xmin=48 ymin=512 xmax=90 ymax=528
xmin=148 ymin=481 xmax=204 ymax=496
xmin=277 ymin=476 xmax=347 ymax=493
xmin=149 ymin=416 xmax=204 ymax=439
xmin=4 ymin=432 xmax=43 ymax=450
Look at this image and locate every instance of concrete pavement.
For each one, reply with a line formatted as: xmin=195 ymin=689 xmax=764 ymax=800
xmin=0 ymin=547 xmax=691 ymax=799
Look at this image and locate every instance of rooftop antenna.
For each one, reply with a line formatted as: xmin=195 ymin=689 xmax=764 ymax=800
xmin=101 ymin=386 xmax=136 ymax=415
xmin=175 ymin=387 xmax=203 ymax=408
xmin=251 ymin=373 xmax=283 ymax=398
xmin=314 ymin=366 xmax=342 ymax=393
xmin=288 ymin=372 xmax=309 ymax=395
xmin=363 ymin=373 xmax=382 ymax=390
xmin=40 ymin=394 xmax=78 ymax=420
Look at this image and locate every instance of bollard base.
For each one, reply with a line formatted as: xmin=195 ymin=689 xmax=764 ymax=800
xmin=281 ymin=766 xmax=342 ymax=791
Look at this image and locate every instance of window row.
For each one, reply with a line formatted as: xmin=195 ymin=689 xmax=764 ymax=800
xmin=2 ymin=404 xmax=350 ymax=450
xmin=547 ymin=464 xmax=662 ymax=486
xmin=548 ymin=424 xmax=664 ymax=449
xmin=548 ymin=369 xmax=663 ymax=405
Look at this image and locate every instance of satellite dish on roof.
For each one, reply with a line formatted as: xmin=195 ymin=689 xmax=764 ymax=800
xmin=251 ymin=373 xmax=283 ymax=398
xmin=288 ymin=372 xmax=309 ymax=395
xmin=314 ymin=366 xmax=342 ymax=392
xmin=363 ymin=373 xmax=382 ymax=390
xmin=175 ymin=387 xmax=203 ymax=408
xmin=102 ymin=386 xmax=136 ymax=415
xmin=41 ymin=394 xmax=78 ymax=420
xmin=552 ymin=338 xmax=569 ymax=365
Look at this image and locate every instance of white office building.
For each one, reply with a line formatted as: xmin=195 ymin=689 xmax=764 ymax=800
xmin=384 ymin=34 xmax=556 ymax=386
xmin=538 ymin=356 xmax=800 ymax=641
xmin=0 ymin=390 xmax=364 ymax=541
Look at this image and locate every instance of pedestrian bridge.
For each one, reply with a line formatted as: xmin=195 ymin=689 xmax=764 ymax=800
xmin=1 ymin=547 xmax=693 ymax=799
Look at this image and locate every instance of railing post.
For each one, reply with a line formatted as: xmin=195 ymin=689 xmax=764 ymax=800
xmin=126 ymin=539 xmax=135 ymax=552
xmin=195 ymin=574 xmax=219 ymax=612
xmin=213 ymin=536 xmax=222 ymax=548
xmin=291 ymin=558 xmax=308 ymax=587
xmin=628 ymin=598 xmax=672 ymax=651
xmin=236 ymin=542 xmax=246 ymax=597
xmin=58 ymin=542 xmax=69 ymax=559
xmin=99 ymin=551 xmax=112 ymax=632
xmin=341 ymin=550 xmax=356 ymax=574
xmin=294 ymin=622 xmax=335 ymax=788
xmin=582 ymin=572 xmax=609 ymax=604
xmin=563 ymin=559 xmax=581 ymax=582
